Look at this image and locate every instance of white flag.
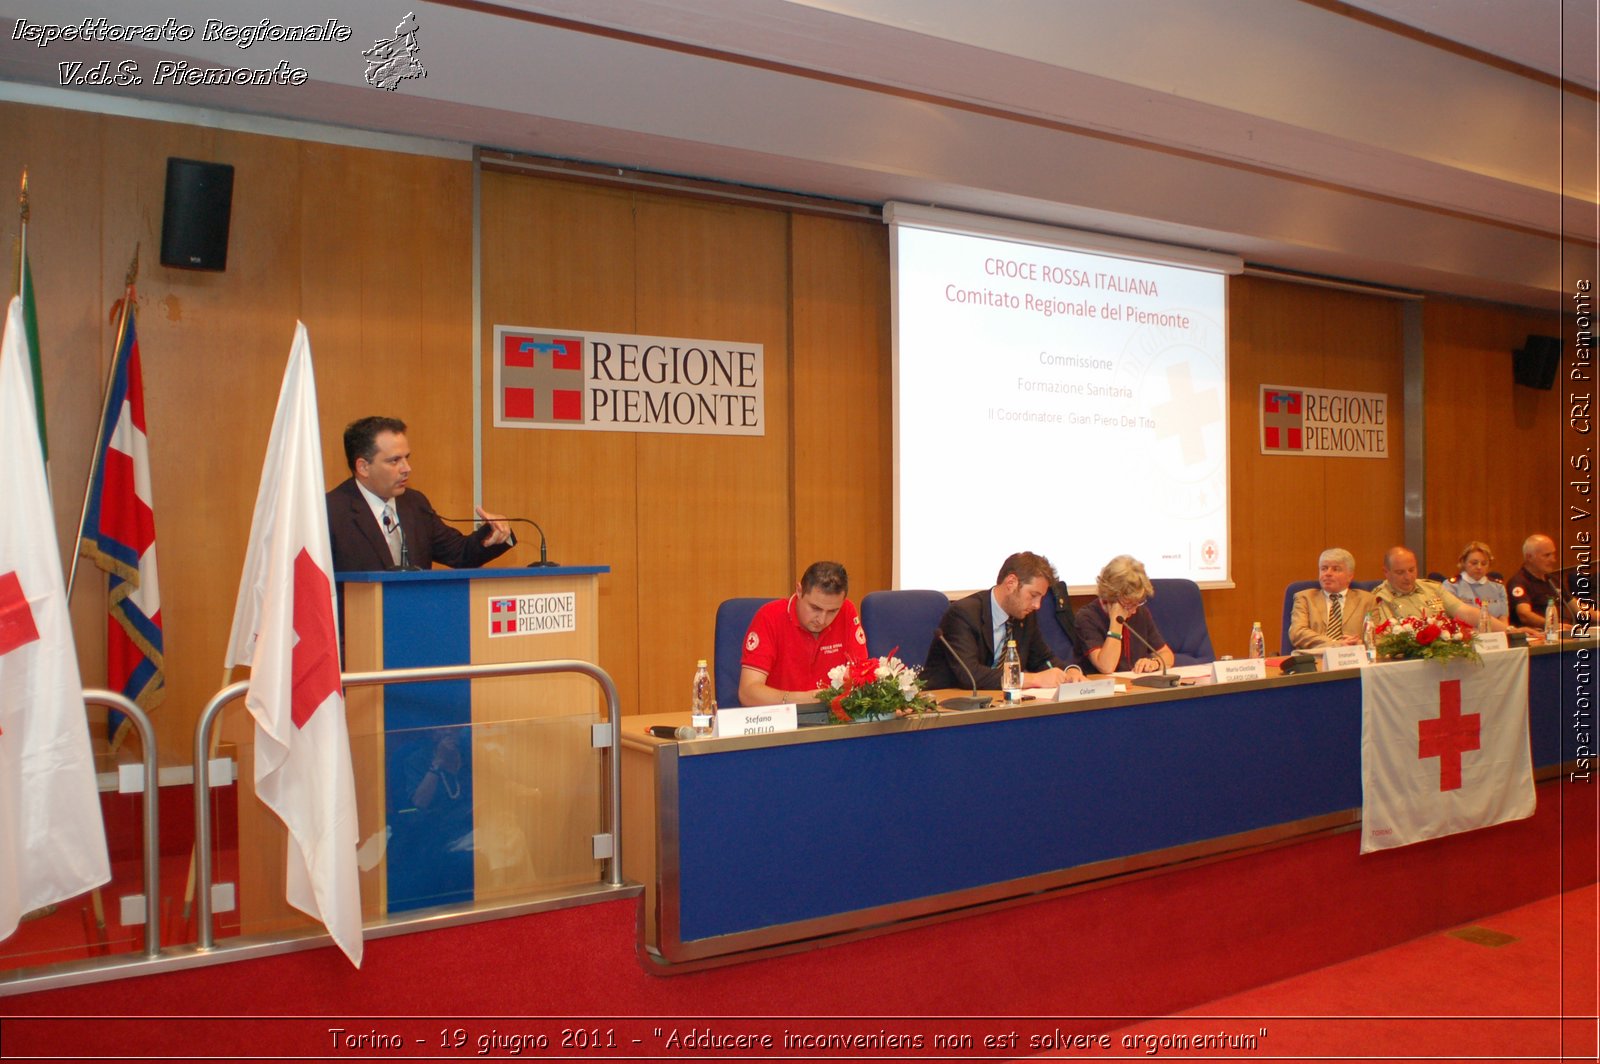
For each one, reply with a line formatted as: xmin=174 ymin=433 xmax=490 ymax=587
xmin=0 ymin=296 xmax=110 ymax=940
xmin=224 ymin=322 xmax=362 ymax=965
xmin=1360 ymin=649 xmax=1535 ymax=853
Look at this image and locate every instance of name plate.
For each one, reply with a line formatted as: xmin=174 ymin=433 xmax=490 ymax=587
xmin=715 ymin=704 xmax=797 ymax=737
xmin=1473 ymin=631 xmax=1510 ymax=653
xmin=1212 ymin=658 xmax=1267 ymax=684
xmin=1322 ymin=645 xmax=1369 ymax=671
xmin=1056 ymin=678 xmax=1117 ymax=702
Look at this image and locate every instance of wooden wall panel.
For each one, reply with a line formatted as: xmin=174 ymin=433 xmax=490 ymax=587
xmin=1420 ymin=297 xmax=1563 ymax=580
xmin=479 ymin=174 xmax=642 ymax=716
xmin=631 ymin=197 xmax=791 ymax=715
xmin=1218 ymin=275 xmax=1406 ymax=655
xmin=790 ymin=215 xmax=893 ymax=597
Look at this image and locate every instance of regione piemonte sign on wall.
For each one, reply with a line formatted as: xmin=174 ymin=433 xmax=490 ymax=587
xmin=493 ymin=325 xmax=765 ymax=436
xmin=1259 ymin=384 xmax=1389 ymax=458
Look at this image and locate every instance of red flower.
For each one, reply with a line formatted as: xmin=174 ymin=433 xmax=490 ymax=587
xmin=1416 ymin=623 xmax=1442 ymax=646
xmin=850 ymin=658 xmax=880 ymax=686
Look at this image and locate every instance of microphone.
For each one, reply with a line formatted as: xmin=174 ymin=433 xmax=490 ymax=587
xmin=935 ymin=629 xmax=992 ymax=710
xmin=383 ymin=508 xmax=421 ymax=571
xmin=647 ymin=725 xmax=698 ymax=740
xmin=1115 ymin=613 xmax=1181 ymax=688
xmin=430 ymin=509 xmax=556 ymax=567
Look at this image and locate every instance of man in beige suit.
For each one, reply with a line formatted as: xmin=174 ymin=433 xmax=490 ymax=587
xmin=1290 ymin=547 xmax=1376 ymax=649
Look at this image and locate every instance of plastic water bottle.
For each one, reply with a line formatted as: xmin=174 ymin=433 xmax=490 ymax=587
xmin=1544 ymin=597 xmax=1559 ymax=642
xmin=1362 ymin=612 xmax=1377 ymax=662
xmin=1000 ymin=639 xmax=1023 ymax=701
xmin=1248 ymin=621 xmax=1266 ymax=659
xmin=690 ymin=659 xmax=715 ymax=737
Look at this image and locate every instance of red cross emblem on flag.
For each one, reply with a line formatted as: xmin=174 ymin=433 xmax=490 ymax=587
xmin=0 ymin=570 xmax=40 ymax=657
xmin=490 ymin=597 xmax=517 ymax=635
xmin=1418 ymin=678 xmax=1480 ymax=791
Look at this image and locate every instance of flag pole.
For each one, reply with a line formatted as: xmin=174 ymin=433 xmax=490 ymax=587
xmin=66 ymin=246 xmax=139 ymax=603
xmin=14 ymin=169 xmax=26 ymax=297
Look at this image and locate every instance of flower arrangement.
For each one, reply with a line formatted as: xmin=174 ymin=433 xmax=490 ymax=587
xmin=818 ymin=653 xmax=937 ymax=722
xmin=1372 ymin=612 xmax=1481 ymax=665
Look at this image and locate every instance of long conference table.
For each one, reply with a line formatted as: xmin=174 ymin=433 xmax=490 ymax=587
xmin=620 ymin=641 xmax=1591 ymax=970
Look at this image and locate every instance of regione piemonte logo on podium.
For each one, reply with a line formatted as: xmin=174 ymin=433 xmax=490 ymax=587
xmin=493 ymin=325 xmax=765 ymax=437
xmin=488 ymin=592 xmax=577 ymax=638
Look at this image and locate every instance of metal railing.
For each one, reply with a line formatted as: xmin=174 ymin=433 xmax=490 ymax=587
xmin=81 ymin=689 xmax=161 ymax=959
xmin=192 ymin=658 xmax=623 ymax=950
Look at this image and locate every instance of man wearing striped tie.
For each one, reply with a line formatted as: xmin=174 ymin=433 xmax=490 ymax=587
xmin=325 ymin=416 xmax=515 ymax=573
xmin=1289 ymin=547 xmax=1376 ymax=650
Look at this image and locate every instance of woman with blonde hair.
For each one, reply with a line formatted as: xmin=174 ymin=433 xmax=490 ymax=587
xmin=1441 ymin=540 xmax=1509 ymax=622
xmin=1075 ymin=555 xmax=1175 ymax=674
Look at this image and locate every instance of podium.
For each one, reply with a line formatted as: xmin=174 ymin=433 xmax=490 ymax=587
xmin=337 ymin=565 xmax=610 ymax=914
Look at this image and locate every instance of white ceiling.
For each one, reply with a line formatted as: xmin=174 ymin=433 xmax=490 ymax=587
xmin=1 ymin=0 xmax=1595 ymax=309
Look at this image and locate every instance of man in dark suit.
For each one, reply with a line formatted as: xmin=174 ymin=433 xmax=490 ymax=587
xmin=326 ymin=416 xmax=515 ymax=572
xmin=921 ymin=551 xmax=1084 ymax=691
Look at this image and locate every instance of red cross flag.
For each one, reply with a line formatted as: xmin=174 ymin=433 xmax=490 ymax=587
xmin=0 ymin=296 xmax=110 ymax=941
xmin=223 ymin=323 xmax=361 ymax=966
xmin=1359 ymin=649 xmax=1534 ymax=853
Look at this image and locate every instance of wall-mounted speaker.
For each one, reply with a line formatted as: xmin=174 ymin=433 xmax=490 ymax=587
xmin=160 ymin=158 xmax=234 ymax=271
xmin=1513 ymin=334 xmax=1559 ymax=390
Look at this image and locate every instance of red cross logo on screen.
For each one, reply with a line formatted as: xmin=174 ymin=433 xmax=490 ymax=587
xmin=1418 ymin=678 xmax=1480 ymax=791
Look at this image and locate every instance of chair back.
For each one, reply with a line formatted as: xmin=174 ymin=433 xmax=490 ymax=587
xmin=860 ymin=589 xmax=949 ymax=670
xmin=1279 ymin=579 xmax=1320 ymax=654
xmin=1036 ymin=585 xmax=1083 ymax=668
xmin=1146 ymin=578 xmax=1214 ymax=665
xmin=713 ymin=597 xmax=769 ymax=709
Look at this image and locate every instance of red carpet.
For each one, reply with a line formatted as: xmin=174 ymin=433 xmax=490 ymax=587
xmin=2 ymin=779 xmax=1593 ymax=1060
xmin=1106 ymin=883 xmax=1598 ymax=1062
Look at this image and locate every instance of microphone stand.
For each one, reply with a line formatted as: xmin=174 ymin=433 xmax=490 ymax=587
xmin=1116 ymin=613 xmax=1181 ymax=688
xmin=430 ymin=510 xmax=557 ymax=567
xmin=936 ymin=630 xmax=993 ymax=710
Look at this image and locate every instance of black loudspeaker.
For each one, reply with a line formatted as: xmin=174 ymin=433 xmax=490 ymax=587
xmin=1513 ymin=334 xmax=1559 ymax=390
xmin=160 ymin=158 xmax=234 ymax=271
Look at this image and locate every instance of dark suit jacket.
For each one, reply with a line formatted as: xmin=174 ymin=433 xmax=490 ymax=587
xmin=921 ymin=590 xmax=1063 ymax=690
xmin=326 ymin=477 xmax=513 ymax=572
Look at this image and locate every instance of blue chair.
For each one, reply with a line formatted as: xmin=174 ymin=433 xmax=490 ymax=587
xmin=1278 ymin=580 xmax=1319 ymax=655
xmin=1146 ymin=578 xmax=1214 ymax=665
xmin=860 ymin=589 xmax=949 ymax=669
xmin=713 ymin=597 xmax=768 ymax=709
xmin=1037 ymin=585 xmax=1083 ymax=669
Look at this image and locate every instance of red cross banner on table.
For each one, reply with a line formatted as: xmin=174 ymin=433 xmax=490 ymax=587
xmin=1359 ymin=648 xmax=1534 ymax=853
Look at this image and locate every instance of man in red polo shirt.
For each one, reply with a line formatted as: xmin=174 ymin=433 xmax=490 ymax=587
xmin=738 ymin=561 xmax=868 ymax=706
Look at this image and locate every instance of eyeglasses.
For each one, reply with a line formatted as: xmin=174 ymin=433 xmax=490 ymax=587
xmin=1117 ymin=597 xmax=1144 ymax=611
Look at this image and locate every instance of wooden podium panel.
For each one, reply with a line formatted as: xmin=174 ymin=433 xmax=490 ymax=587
xmin=234 ymin=565 xmax=611 ymax=925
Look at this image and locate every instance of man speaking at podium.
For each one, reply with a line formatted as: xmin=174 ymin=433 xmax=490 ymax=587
xmin=326 ymin=416 xmax=515 ymax=572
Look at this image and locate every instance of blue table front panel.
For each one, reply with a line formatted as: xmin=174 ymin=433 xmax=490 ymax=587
xmin=677 ymin=677 xmax=1361 ymax=942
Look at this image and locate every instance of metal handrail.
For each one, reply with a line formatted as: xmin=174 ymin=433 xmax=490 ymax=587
xmin=192 ymin=659 xmax=623 ymax=950
xmin=80 ymin=689 xmax=161 ymax=958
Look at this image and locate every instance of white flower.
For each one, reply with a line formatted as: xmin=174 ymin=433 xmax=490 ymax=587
xmin=827 ymin=664 xmax=849 ymax=687
xmin=896 ymin=670 xmax=918 ymax=696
